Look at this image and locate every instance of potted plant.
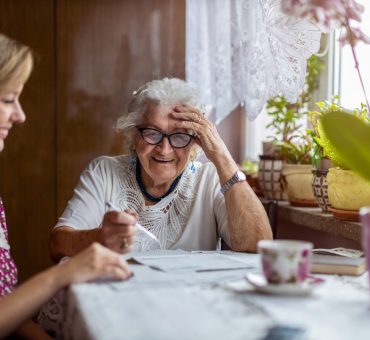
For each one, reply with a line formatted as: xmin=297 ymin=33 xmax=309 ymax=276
xmin=308 ymin=96 xmax=347 ymax=212
xmin=321 ymin=110 xmax=370 ymax=284
xmin=279 ymin=131 xmax=318 ymax=207
xmin=258 ymin=55 xmax=324 ymax=202
xmin=259 ymin=55 xmax=324 ymax=205
xmin=319 ymin=108 xmax=370 ymax=221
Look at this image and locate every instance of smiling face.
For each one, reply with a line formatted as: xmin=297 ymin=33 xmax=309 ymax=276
xmin=0 ymin=84 xmax=26 ymax=152
xmin=134 ymin=103 xmax=195 ymax=192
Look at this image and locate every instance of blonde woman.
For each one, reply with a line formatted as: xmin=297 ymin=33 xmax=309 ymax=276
xmin=0 ymin=33 xmax=134 ymax=339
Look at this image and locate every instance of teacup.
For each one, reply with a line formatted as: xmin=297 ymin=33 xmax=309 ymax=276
xmin=258 ymin=240 xmax=313 ymax=285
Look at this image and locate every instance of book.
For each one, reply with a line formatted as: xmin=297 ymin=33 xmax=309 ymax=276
xmin=311 ymin=247 xmax=367 ymax=276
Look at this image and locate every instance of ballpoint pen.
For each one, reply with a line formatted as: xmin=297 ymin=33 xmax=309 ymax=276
xmin=106 ymin=201 xmax=160 ymax=245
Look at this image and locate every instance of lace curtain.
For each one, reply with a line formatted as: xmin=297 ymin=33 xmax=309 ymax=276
xmin=186 ymin=0 xmax=322 ymax=124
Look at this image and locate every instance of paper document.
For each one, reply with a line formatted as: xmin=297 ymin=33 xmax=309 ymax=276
xmin=133 ymin=252 xmax=254 ymax=273
xmin=312 ymin=247 xmax=364 ymax=258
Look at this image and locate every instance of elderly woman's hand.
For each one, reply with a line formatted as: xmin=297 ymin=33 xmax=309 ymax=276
xmin=172 ymin=105 xmax=230 ymax=164
xmin=97 ymin=210 xmax=137 ymax=254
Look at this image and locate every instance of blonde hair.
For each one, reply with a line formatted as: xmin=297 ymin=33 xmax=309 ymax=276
xmin=0 ymin=33 xmax=33 ymax=93
xmin=116 ymin=78 xmax=204 ymax=156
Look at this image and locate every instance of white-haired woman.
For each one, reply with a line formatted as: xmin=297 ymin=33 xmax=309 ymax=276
xmin=50 ymin=78 xmax=272 ymax=261
xmin=0 ymin=33 xmax=133 ymax=339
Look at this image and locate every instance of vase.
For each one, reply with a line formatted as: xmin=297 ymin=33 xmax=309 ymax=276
xmin=312 ymin=169 xmax=331 ymax=212
xmin=311 ymin=159 xmax=332 ymax=212
xmin=258 ymin=156 xmax=287 ymax=201
xmin=327 ymin=168 xmax=370 ymax=221
xmin=281 ymin=164 xmax=318 ymax=207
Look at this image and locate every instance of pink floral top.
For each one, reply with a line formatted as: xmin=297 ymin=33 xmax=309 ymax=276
xmin=0 ymin=197 xmax=17 ymax=297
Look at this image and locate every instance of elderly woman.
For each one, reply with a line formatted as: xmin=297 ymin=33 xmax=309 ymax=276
xmin=0 ymin=33 xmax=132 ymax=339
xmin=50 ymin=78 xmax=272 ymax=260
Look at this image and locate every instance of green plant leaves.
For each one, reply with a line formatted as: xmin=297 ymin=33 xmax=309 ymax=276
xmin=321 ymin=111 xmax=370 ymax=182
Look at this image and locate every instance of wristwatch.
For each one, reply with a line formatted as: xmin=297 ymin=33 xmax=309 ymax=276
xmin=220 ymin=170 xmax=247 ymax=195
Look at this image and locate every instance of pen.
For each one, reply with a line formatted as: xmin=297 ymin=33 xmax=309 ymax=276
xmin=106 ymin=201 xmax=160 ymax=245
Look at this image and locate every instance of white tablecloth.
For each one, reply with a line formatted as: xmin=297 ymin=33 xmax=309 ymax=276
xmin=63 ymin=251 xmax=370 ymax=340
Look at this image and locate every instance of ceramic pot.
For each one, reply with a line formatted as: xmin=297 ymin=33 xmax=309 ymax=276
xmin=327 ymin=168 xmax=370 ymax=221
xmin=246 ymin=174 xmax=262 ymax=196
xmin=281 ymin=164 xmax=318 ymax=207
xmin=312 ymin=169 xmax=331 ymax=212
xmin=258 ymin=156 xmax=287 ymax=201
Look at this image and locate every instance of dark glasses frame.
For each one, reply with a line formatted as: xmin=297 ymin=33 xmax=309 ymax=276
xmin=136 ymin=127 xmax=195 ymax=149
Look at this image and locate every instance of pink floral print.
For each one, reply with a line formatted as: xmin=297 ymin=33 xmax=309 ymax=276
xmin=0 ymin=197 xmax=17 ymax=297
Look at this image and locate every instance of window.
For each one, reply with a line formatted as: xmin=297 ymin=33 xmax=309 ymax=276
xmin=245 ymin=1 xmax=369 ymax=161
xmin=337 ymin=0 xmax=370 ymax=109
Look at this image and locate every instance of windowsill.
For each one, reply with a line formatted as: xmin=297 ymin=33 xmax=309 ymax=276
xmin=276 ymin=201 xmax=362 ymax=249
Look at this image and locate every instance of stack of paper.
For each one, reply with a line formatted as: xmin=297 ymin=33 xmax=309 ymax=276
xmin=311 ymin=247 xmax=367 ymax=276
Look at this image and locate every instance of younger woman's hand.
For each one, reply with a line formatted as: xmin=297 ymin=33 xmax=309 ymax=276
xmin=59 ymin=243 xmax=132 ymax=285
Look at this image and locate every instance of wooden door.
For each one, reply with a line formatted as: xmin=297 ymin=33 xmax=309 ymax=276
xmin=0 ymin=0 xmax=185 ymax=281
xmin=56 ymin=0 xmax=186 ymax=214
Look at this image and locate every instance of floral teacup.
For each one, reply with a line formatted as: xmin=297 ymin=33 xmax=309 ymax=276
xmin=258 ymin=240 xmax=313 ymax=285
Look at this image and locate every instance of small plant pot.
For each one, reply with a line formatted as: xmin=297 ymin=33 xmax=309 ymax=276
xmin=327 ymin=168 xmax=370 ymax=221
xmin=312 ymin=168 xmax=331 ymax=212
xmin=258 ymin=156 xmax=287 ymax=201
xmin=246 ymin=174 xmax=262 ymax=196
xmin=281 ymin=164 xmax=318 ymax=207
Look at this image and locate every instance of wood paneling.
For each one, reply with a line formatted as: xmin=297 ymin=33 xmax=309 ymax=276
xmin=0 ymin=0 xmax=186 ymax=281
xmin=0 ymin=0 xmax=243 ymax=282
xmin=0 ymin=0 xmax=56 ymax=281
xmin=56 ymin=0 xmax=186 ymax=214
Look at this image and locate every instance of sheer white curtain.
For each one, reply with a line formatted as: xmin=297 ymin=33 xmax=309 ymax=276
xmin=186 ymin=0 xmax=322 ymax=126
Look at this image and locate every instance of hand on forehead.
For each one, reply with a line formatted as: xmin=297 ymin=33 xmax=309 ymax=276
xmin=143 ymin=104 xmax=187 ymax=131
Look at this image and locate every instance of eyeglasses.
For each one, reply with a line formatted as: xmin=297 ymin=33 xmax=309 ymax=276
xmin=136 ymin=127 xmax=195 ymax=149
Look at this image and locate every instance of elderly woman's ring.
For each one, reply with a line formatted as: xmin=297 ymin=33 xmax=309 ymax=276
xmin=120 ymin=238 xmax=129 ymax=249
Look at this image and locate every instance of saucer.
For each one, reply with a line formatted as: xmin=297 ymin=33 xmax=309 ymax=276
xmin=245 ymin=273 xmax=324 ymax=296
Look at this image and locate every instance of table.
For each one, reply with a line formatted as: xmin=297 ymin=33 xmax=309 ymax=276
xmin=63 ymin=251 xmax=370 ymax=340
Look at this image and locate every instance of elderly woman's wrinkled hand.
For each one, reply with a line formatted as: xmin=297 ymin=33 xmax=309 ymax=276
xmin=98 ymin=210 xmax=136 ymax=254
xmin=172 ymin=105 xmax=230 ymax=163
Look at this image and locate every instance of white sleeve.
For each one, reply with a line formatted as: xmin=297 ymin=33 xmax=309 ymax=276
xmin=55 ymin=158 xmax=108 ymax=230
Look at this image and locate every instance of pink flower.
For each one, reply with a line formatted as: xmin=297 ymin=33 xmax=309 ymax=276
xmin=281 ymin=0 xmax=365 ymax=31
xmin=281 ymin=0 xmax=370 ymax=112
xmin=339 ymin=26 xmax=370 ymax=46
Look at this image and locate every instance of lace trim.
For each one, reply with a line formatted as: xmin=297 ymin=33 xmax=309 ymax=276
xmin=37 ymin=289 xmax=67 ymax=339
xmin=115 ymin=157 xmax=198 ymax=251
xmin=186 ymin=0 xmax=321 ymax=123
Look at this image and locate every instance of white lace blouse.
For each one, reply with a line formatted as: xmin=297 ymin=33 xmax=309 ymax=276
xmin=55 ymin=155 xmax=230 ymax=251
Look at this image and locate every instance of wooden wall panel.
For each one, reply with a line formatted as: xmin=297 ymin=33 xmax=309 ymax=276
xmin=0 ymin=0 xmax=243 ymax=282
xmin=0 ymin=0 xmax=56 ymax=281
xmin=56 ymin=0 xmax=186 ymax=215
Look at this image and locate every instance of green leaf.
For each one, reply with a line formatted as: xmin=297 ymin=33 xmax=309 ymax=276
xmin=321 ymin=111 xmax=370 ymax=182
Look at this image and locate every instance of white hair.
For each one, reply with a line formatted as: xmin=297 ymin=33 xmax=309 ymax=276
xmin=116 ymin=78 xmax=205 ymax=154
